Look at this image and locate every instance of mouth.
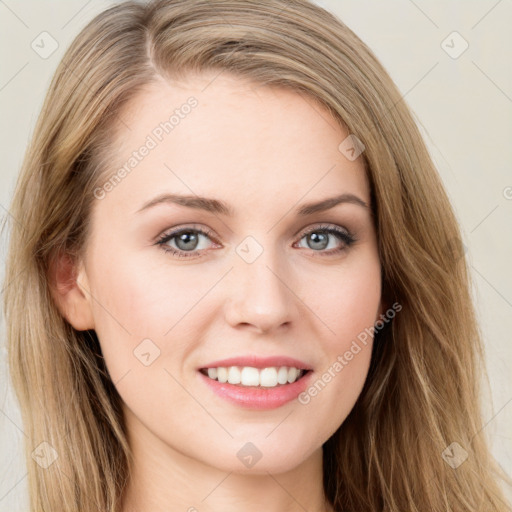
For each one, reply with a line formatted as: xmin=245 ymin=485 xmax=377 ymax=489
xmin=199 ymin=366 xmax=312 ymax=388
xmin=197 ymin=355 xmax=314 ymax=409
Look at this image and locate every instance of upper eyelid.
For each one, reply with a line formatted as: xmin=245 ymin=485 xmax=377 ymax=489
xmin=156 ymin=224 xmax=356 ymax=261
xmin=158 ymin=222 xmax=351 ymax=240
xmin=157 ymin=223 xmax=353 ymax=250
xmin=299 ymin=223 xmax=350 ymax=234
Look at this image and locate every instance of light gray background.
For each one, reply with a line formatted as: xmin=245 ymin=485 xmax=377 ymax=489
xmin=1 ymin=1 xmax=511 ymax=510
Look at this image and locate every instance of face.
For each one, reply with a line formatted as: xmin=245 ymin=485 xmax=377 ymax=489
xmin=71 ymin=71 xmax=383 ymax=475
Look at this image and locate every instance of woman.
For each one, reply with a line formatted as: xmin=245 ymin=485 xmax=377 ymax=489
xmin=3 ymin=0 xmax=510 ymax=510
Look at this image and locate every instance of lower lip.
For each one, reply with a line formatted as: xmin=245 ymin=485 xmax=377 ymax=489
xmin=198 ymin=370 xmax=313 ymax=410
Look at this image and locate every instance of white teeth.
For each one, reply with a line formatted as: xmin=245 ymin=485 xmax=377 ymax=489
xmin=202 ymin=366 xmax=305 ymax=387
xmin=260 ymin=367 xmax=278 ymax=387
xmin=277 ymin=366 xmax=289 ymax=384
xmin=240 ymin=367 xmax=260 ymax=386
xmin=287 ymin=367 xmax=298 ymax=383
xmin=217 ymin=367 xmax=228 ymax=383
xmin=227 ymin=366 xmax=241 ymax=384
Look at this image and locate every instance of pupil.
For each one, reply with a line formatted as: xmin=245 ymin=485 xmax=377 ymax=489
xmin=309 ymin=232 xmax=328 ymax=250
xmin=177 ymin=231 xmax=198 ymax=250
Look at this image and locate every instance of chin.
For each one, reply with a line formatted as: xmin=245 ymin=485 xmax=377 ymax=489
xmin=199 ymin=437 xmax=321 ymax=476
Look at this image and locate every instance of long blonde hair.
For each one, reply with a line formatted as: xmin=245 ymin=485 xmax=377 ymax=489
xmin=3 ymin=0 xmax=510 ymax=510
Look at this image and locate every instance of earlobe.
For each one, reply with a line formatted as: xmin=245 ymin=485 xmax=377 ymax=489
xmin=48 ymin=251 xmax=95 ymax=331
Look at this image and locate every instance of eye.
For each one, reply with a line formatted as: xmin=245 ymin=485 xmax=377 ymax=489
xmin=294 ymin=224 xmax=356 ymax=256
xmin=155 ymin=223 xmax=356 ymax=259
xmin=155 ymin=225 xmax=219 ymax=258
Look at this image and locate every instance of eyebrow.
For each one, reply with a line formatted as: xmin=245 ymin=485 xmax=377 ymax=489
xmin=136 ymin=192 xmax=369 ymax=216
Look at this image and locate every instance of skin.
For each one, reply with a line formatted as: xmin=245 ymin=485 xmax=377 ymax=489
xmin=53 ymin=71 xmax=384 ymax=512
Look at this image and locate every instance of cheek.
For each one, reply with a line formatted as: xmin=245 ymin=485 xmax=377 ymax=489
xmin=88 ymin=250 xmax=210 ymax=336
xmin=304 ymin=254 xmax=381 ymax=348
xmin=85 ymin=251 xmax=199 ymax=381
xmin=296 ymin=257 xmax=380 ymax=419
xmin=85 ymin=254 xmax=201 ymax=422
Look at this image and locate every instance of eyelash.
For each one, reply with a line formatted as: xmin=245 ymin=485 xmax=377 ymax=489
xmin=155 ymin=223 xmax=357 ymax=259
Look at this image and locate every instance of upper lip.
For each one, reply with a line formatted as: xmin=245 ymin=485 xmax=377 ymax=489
xmin=199 ymin=355 xmax=313 ymax=370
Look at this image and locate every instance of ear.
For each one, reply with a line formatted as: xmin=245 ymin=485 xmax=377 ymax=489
xmin=48 ymin=251 xmax=95 ymax=330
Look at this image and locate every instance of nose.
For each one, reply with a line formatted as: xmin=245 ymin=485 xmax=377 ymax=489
xmin=223 ymin=247 xmax=298 ymax=334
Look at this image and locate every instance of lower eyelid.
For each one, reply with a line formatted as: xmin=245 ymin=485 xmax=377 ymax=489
xmin=156 ymin=225 xmax=355 ymax=257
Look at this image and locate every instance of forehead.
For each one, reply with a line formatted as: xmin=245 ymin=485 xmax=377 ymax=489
xmin=98 ymin=72 xmax=370 ymax=214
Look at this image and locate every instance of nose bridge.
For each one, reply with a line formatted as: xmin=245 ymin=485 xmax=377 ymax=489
xmin=224 ymin=235 xmax=296 ymax=332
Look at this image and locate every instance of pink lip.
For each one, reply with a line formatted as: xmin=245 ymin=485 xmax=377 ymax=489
xmin=197 ymin=370 xmax=313 ymax=410
xmin=198 ymin=355 xmax=312 ymax=370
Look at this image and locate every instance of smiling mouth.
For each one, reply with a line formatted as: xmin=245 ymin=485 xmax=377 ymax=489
xmin=199 ymin=366 xmax=311 ymax=388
